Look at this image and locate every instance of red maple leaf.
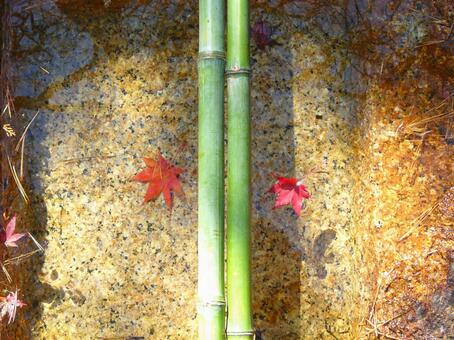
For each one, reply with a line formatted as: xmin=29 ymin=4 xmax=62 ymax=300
xmin=252 ymin=21 xmax=273 ymax=49
xmin=133 ymin=153 xmax=184 ymax=210
xmin=0 ymin=215 xmax=26 ymax=248
xmin=267 ymin=175 xmax=310 ymax=216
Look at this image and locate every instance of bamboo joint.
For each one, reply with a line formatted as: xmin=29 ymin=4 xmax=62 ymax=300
xmin=225 ymin=67 xmax=251 ymax=76
xmin=226 ymin=330 xmax=255 ymax=336
xmin=198 ymin=300 xmax=226 ymax=307
xmin=199 ymin=51 xmax=226 ymax=61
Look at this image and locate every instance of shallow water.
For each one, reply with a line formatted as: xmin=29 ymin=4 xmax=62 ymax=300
xmin=7 ymin=0 xmax=453 ymax=339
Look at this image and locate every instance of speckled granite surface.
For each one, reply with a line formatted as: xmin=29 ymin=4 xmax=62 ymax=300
xmin=7 ymin=0 xmax=452 ymax=339
xmin=10 ymin=1 xmax=364 ymax=339
xmin=12 ymin=1 xmax=200 ymax=338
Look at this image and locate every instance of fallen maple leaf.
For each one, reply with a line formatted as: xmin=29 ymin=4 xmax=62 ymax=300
xmin=267 ymin=175 xmax=310 ymax=217
xmin=252 ymin=21 xmax=273 ymax=49
xmin=0 ymin=290 xmax=26 ymax=324
xmin=133 ymin=153 xmax=184 ymax=210
xmin=0 ymin=215 xmax=26 ymax=248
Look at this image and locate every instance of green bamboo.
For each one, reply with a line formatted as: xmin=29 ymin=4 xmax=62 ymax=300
xmin=226 ymin=0 xmax=253 ymax=338
xmin=197 ymin=0 xmax=226 ymax=339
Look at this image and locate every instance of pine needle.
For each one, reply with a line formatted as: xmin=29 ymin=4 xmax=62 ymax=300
xmin=1 ymin=262 xmax=12 ymax=283
xmin=4 ymin=249 xmax=41 ymax=266
xmin=397 ymin=96 xmax=454 ymax=136
xmin=20 ymin=135 xmax=25 ymax=178
xmin=60 ymin=154 xmax=115 ymax=164
xmin=14 ymin=110 xmax=39 ymax=178
xmin=28 ymin=232 xmax=44 ymax=252
xmin=6 ymin=155 xmax=29 ymax=204
xmin=2 ymin=104 xmax=8 ymax=115
xmin=398 ymin=202 xmax=439 ymax=242
xmin=15 ymin=110 xmax=39 ymax=152
xmin=406 ymin=110 xmax=453 ymax=131
xmin=39 ymin=66 xmax=49 ymax=74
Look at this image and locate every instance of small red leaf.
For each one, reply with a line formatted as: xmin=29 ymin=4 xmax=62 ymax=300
xmin=268 ymin=175 xmax=310 ymax=217
xmin=133 ymin=153 xmax=184 ymax=210
xmin=252 ymin=21 xmax=273 ymax=49
xmin=0 ymin=215 xmax=26 ymax=248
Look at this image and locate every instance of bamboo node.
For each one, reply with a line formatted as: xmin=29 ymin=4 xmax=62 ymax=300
xmin=198 ymin=50 xmax=226 ymax=61
xmin=198 ymin=299 xmax=226 ymax=307
xmin=226 ymin=330 xmax=255 ymax=336
xmin=225 ymin=67 xmax=251 ymax=76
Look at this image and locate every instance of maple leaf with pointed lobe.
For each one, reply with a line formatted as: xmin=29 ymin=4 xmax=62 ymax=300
xmin=268 ymin=175 xmax=310 ymax=216
xmin=0 ymin=215 xmax=26 ymax=248
xmin=133 ymin=153 xmax=184 ymax=210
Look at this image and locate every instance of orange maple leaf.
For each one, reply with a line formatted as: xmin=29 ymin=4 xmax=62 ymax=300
xmin=133 ymin=153 xmax=184 ymax=210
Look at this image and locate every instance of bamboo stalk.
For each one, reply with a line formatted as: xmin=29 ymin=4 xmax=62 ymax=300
xmin=198 ymin=0 xmax=226 ymax=338
xmin=226 ymin=0 xmax=253 ymax=338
